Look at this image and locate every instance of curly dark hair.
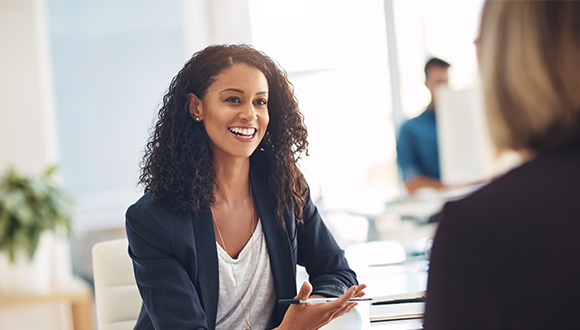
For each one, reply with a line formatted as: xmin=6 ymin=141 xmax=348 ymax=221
xmin=139 ymin=44 xmax=309 ymax=226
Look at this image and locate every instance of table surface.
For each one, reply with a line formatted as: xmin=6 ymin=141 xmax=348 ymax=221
xmin=323 ymin=258 xmax=428 ymax=330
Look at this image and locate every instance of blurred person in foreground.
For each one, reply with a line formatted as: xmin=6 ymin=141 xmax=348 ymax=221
xmin=396 ymin=57 xmax=450 ymax=193
xmin=126 ymin=44 xmax=364 ymax=330
xmin=424 ymin=1 xmax=580 ymax=329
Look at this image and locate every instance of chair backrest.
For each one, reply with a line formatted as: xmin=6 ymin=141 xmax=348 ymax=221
xmin=92 ymin=238 xmax=142 ymax=330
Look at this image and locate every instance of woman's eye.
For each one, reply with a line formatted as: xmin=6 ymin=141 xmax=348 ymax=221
xmin=255 ymin=99 xmax=267 ymax=106
xmin=225 ymin=97 xmax=241 ymax=103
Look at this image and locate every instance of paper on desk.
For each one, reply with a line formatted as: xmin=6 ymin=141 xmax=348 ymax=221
xmin=320 ymin=301 xmax=371 ymax=330
xmin=370 ymin=302 xmax=424 ymax=322
xmin=369 ymin=291 xmax=425 ymax=322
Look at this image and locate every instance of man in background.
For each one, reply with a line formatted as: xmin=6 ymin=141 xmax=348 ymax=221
xmin=396 ymin=57 xmax=450 ymax=193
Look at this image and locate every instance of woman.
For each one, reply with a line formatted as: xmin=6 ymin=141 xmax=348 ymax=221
xmin=424 ymin=1 xmax=580 ymax=329
xmin=126 ymin=44 xmax=365 ymax=330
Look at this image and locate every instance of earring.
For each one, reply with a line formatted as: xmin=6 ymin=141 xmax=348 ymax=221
xmin=195 ymin=117 xmax=200 ymax=121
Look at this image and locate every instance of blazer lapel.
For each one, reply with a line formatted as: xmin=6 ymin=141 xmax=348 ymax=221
xmin=250 ymin=167 xmax=297 ymax=322
xmin=192 ymin=210 xmax=219 ymax=329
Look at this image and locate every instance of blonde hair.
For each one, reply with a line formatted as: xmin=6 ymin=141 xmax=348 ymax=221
xmin=477 ymin=0 xmax=580 ymax=153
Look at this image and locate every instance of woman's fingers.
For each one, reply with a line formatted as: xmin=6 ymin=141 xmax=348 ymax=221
xmin=295 ymin=281 xmax=313 ymax=300
xmin=317 ymin=285 xmax=358 ymax=310
xmin=353 ymin=284 xmax=367 ymax=297
xmin=322 ymin=284 xmax=367 ymax=318
xmin=276 ymin=284 xmax=367 ymax=330
xmin=330 ymin=301 xmax=358 ymax=321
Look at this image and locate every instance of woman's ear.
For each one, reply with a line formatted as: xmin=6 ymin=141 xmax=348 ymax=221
xmin=188 ymin=93 xmax=203 ymax=122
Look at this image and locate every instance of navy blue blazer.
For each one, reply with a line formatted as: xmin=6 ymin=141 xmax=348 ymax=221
xmin=126 ymin=165 xmax=357 ymax=330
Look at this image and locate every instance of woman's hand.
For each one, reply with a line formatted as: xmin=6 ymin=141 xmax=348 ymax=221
xmin=275 ymin=281 xmax=367 ymax=330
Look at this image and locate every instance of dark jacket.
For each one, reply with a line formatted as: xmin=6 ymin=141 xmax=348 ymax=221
xmin=424 ymin=139 xmax=580 ymax=329
xmin=126 ymin=164 xmax=357 ymax=330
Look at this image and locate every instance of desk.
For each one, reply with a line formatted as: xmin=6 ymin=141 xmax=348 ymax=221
xmin=0 ymin=276 xmax=94 ymax=330
xmin=358 ymin=259 xmax=428 ymax=298
xmin=321 ymin=184 xmax=483 ymax=241
xmin=323 ymin=259 xmax=428 ymax=330
xmin=322 ymin=301 xmax=424 ymax=330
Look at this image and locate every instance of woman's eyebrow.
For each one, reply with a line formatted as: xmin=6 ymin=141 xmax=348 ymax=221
xmin=219 ymin=88 xmax=244 ymax=94
xmin=219 ymin=89 xmax=268 ymax=96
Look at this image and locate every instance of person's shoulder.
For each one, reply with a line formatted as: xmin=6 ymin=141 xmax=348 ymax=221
xmin=131 ymin=190 xmax=154 ymax=207
xmin=415 ymin=109 xmax=436 ymax=123
xmin=402 ymin=113 xmax=422 ymax=125
xmin=444 ymin=143 xmax=580 ymax=224
xmin=437 ymin=143 xmax=580 ymax=263
xmin=533 ymin=138 xmax=580 ymax=170
xmin=401 ymin=110 xmax=433 ymax=130
xmin=398 ymin=117 xmax=419 ymax=136
xmin=126 ymin=191 xmax=192 ymax=227
xmin=448 ymin=162 xmax=531 ymax=215
xmin=491 ymin=139 xmax=580 ymax=193
xmin=128 ymin=191 xmax=168 ymax=214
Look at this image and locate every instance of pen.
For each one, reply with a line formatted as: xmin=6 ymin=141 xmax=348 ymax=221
xmin=278 ymin=297 xmax=373 ymax=304
xmin=371 ymin=297 xmax=425 ymax=306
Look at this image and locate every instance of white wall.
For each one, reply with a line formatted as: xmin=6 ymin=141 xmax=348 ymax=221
xmin=47 ymin=0 xmax=192 ymax=230
xmin=0 ymin=0 xmax=58 ymax=174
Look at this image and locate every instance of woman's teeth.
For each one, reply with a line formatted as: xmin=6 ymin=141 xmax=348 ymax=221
xmin=229 ymin=127 xmax=256 ymax=138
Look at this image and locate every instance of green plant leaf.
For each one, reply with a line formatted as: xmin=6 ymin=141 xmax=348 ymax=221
xmin=0 ymin=165 xmax=74 ymax=263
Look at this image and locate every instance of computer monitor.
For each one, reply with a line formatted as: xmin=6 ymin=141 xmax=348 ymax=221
xmin=436 ymin=86 xmax=520 ymax=186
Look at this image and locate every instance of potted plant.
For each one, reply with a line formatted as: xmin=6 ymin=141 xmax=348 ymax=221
xmin=0 ymin=165 xmax=74 ymax=294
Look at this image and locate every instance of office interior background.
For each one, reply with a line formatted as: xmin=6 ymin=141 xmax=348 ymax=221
xmin=0 ymin=0 xmax=484 ymax=328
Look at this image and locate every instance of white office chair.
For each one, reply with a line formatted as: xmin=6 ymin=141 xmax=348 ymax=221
xmin=92 ymin=238 xmax=142 ymax=330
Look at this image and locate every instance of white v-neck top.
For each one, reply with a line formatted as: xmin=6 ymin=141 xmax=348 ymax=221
xmin=215 ymin=219 xmax=276 ymax=330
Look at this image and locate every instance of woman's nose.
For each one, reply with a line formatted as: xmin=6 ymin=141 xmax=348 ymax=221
xmin=240 ymin=103 xmax=258 ymax=121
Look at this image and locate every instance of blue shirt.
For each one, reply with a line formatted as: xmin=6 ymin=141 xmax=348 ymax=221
xmin=396 ymin=109 xmax=440 ymax=180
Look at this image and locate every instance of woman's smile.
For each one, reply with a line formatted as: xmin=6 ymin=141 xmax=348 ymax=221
xmin=228 ymin=126 xmax=257 ymax=141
